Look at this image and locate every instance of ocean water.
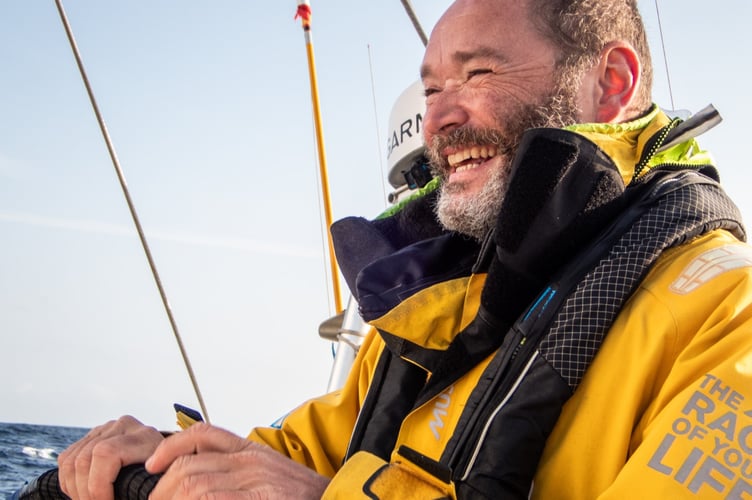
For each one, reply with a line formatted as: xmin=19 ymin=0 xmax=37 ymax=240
xmin=0 ymin=422 xmax=89 ymax=498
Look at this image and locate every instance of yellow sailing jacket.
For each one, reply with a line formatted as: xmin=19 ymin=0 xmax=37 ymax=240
xmin=249 ymin=107 xmax=752 ymax=498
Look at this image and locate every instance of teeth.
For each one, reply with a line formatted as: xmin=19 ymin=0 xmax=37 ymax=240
xmin=455 ymin=163 xmax=478 ymax=173
xmin=447 ymin=150 xmax=467 ymax=166
xmin=447 ymin=145 xmax=497 ymax=169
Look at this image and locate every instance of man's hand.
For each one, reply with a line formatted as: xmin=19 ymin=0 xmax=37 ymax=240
xmin=57 ymin=415 xmax=165 ymax=500
xmin=146 ymin=423 xmax=330 ymax=499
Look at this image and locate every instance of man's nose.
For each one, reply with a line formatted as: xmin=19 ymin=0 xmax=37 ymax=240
xmin=423 ymin=89 xmax=469 ymax=138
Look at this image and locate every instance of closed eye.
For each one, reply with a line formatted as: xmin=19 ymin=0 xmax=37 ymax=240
xmin=468 ymin=68 xmax=493 ymax=78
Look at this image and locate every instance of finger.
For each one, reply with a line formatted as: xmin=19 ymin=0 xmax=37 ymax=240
xmin=146 ymin=423 xmax=248 ymax=473
xmin=58 ymin=416 xmax=161 ymax=500
xmin=59 ymin=415 xmax=143 ymax=471
xmin=86 ymin=429 xmax=161 ymax=499
xmin=73 ymin=453 xmax=103 ymax=500
xmin=150 ymin=448 xmax=330 ymax=500
xmin=58 ymin=419 xmax=119 ymax=500
xmin=149 ymin=452 xmax=233 ymax=500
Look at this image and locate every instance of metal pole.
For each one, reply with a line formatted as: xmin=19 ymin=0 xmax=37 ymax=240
xmin=325 ymin=297 xmax=371 ymax=392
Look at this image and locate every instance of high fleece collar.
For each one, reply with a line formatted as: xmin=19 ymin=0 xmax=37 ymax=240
xmin=566 ymin=105 xmax=717 ymax=184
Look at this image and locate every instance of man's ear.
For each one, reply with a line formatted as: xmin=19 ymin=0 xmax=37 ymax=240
xmin=593 ymin=41 xmax=641 ymax=123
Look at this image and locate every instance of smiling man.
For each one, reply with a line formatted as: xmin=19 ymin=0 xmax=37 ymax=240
xmin=423 ymin=0 xmax=578 ymax=241
xmin=58 ymin=0 xmax=752 ymax=498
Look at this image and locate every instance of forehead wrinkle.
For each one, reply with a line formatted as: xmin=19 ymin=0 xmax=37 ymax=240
xmin=455 ymin=46 xmax=509 ymax=65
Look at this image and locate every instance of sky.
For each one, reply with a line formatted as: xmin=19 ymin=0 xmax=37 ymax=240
xmin=1 ymin=2 xmax=750 ymax=438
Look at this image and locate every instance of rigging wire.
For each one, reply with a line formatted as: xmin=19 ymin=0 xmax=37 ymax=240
xmin=400 ymin=0 xmax=429 ymax=47
xmin=654 ymin=0 xmax=676 ymax=111
xmin=53 ymin=0 xmax=210 ymax=424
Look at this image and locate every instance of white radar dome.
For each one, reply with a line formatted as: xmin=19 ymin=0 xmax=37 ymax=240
xmin=386 ymin=80 xmax=427 ymax=188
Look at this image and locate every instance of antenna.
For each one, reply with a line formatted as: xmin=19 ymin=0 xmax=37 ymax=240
xmin=654 ymin=0 xmax=676 ymax=110
xmin=367 ymin=44 xmax=389 ymax=210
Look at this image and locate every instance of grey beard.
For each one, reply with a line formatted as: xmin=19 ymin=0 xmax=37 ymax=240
xmin=435 ymin=163 xmax=506 ymax=241
xmin=431 ymin=69 xmax=583 ymax=241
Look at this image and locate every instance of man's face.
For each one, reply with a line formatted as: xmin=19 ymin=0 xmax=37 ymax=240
xmin=420 ymin=0 xmax=583 ymax=239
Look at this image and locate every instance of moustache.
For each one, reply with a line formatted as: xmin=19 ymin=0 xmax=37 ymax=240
xmin=426 ymin=127 xmax=516 ymax=176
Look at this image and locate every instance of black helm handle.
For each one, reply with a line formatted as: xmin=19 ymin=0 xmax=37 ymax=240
xmin=14 ymin=465 xmax=161 ymax=500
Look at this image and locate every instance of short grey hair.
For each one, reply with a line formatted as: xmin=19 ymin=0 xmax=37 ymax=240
xmin=529 ymin=0 xmax=654 ymax=116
